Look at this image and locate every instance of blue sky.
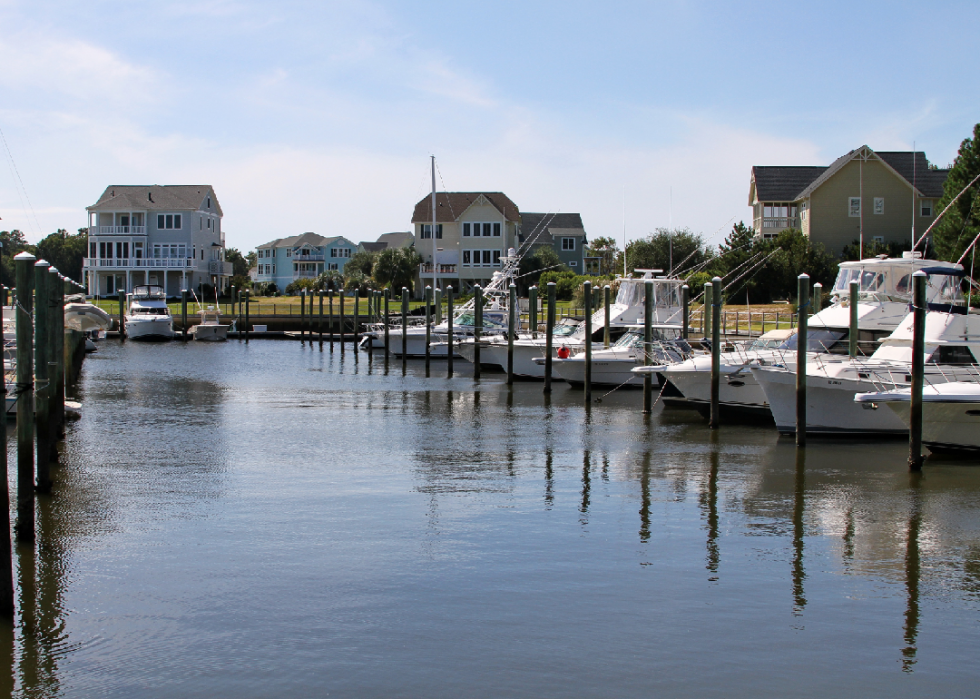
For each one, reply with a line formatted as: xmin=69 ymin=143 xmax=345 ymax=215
xmin=0 ymin=0 xmax=977 ymax=255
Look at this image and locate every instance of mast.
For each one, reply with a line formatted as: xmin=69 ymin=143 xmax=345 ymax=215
xmin=431 ymin=155 xmax=438 ymax=294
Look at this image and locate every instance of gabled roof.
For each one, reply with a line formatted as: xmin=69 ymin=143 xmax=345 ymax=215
xmin=876 ymin=152 xmax=949 ymax=198
xmin=750 ymin=167 xmax=826 ymax=203
xmin=376 ymin=231 xmax=414 ymax=248
xmin=360 ymin=242 xmax=387 ymax=253
xmin=88 ymin=185 xmax=222 ymax=215
xmin=256 ymin=233 xmax=354 ymax=250
xmin=411 ymin=192 xmax=520 ymax=223
xmin=519 ymin=213 xmax=586 ymax=246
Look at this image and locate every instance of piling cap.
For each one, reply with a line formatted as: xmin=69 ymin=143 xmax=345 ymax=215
xmin=49 ymin=267 xmax=58 ymax=274
xmin=712 ymin=276 xmax=722 ymax=282
xmin=798 ymin=273 xmax=810 ymax=279
xmin=14 ymin=252 xmax=35 ymax=261
xmin=912 ymin=270 xmax=927 ymax=277
xmin=35 ymin=259 xmax=50 ymax=268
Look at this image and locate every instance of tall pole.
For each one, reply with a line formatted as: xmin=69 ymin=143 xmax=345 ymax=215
xmin=584 ymin=280 xmax=593 ymax=404
xmin=796 ymin=274 xmax=810 ymax=447
xmin=703 ymin=281 xmax=712 ymax=339
xmin=118 ymin=288 xmax=126 ymax=341
xmin=849 ymin=280 xmax=859 ymax=357
xmin=813 ymin=283 xmax=822 ymax=316
xmin=15 ymin=252 xmax=35 ymax=541
xmin=435 ymin=287 xmax=442 ymax=326
xmin=473 ymin=285 xmax=483 ymax=381
xmin=507 ymin=283 xmax=516 ymax=385
xmin=340 ymin=287 xmax=346 ymax=353
xmin=643 ymin=280 xmax=653 ymax=413
xmin=34 ymin=260 xmax=51 ymax=493
xmin=709 ymin=277 xmax=722 ymax=429
xmin=544 ymin=282 xmax=555 ymax=393
xmin=50 ymin=267 xmax=65 ymax=440
xmin=0 ymin=302 xmax=11 ymax=617
xmin=908 ymin=271 xmax=927 ymax=471
xmin=446 ymin=286 xmax=455 ymax=378
xmin=681 ymin=284 xmax=689 ymax=340
xmin=300 ymin=289 xmax=306 ymax=344
xmin=431 ymin=155 xmax=439 ymax=293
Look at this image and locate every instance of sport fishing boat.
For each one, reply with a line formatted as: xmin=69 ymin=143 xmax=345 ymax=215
xmin=855 ymin=381 xmax=980 ymax=453
xmin=124 ymin=285 xmax=175 ymax=341
xmin=660 ymin=254 xmax=964 ymax=416
xmin=458 ymin=271 xmax=687 ymax=378
xmin=753 ymin=301 xmax=980 ymax=436
xmin=190 ymin=306 xmax=231 ymax=342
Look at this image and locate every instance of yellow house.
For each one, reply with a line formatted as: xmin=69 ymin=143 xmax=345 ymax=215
xmin=748 ymin=146 xmax=949 ymax=255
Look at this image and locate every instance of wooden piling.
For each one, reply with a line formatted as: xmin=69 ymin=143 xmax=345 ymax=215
xmin=544 ymin=282 xmax=555 ymax=393
xmin=447 ymin=286 xmax=454 ymax=378
xmin=244 ymin=290 xmax=250 ymax=343
xmin=300 ymin=290 xmax=306 ymax=343
xmin=353 ymin=289 xmax=360 ymax=360
xmin=643 ymin=280 xmax=653 ymax=413
xmin=15 ymin=252 xmax=35 ymax=541
xmin=849 ymin=280 xmax=859 ymax=357
xmin=383 ymin=289 xmax=390 ymax=360
xmin=400 ymin=287 xmax=408 ymax=364
xmin=424 ymin=286 xmax=432 ymax=376
xmin=813 ymin=283 xmax=822 ymax=316
xmin=435 ymin=288 xmax=442 ymax=326
xmin=0 ymin=315 xmax=12 ymax=618
xmin=584 ymin=280 xmax=592 ymax=404
xmin=681 ymin=284 xmax=690 ymax=340
xmin=181 ymin=290 xmax=188 ymax=340
xmin=710 ymin=277 xmax=722 ymax=429
xmin=529 ymin=286 xmax=538 ymax=339
xmin=796 ymin=274 xmax=810 ymax=447
xmin=473 ymin=285 xmax=483 ymax=381
xmin=319 ymin=291 xmax=324 ymax=348
xmin=340 ymin=289 xmax=346 ymax=352
xmin=34 ymin=261 xmax=51 ymax=493
xmin=329 ymin=290 xmax=335 ymax=351
xmin=908 ymin=271 xmax=927 ymax=471
xmin=118 ymin=288 xmax=126 ymax=341
xmin=51 ymin=269 xmax=65 ymax=441
xmin=507 ymin=284 xmax=516 ymax=385
xmin=603 ymin=284 xmax=611 ymax=348
xmin=703 ymin=281 xmax=712 ymax=339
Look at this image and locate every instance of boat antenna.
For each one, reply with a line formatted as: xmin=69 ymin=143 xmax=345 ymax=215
xmin=431 ymin=155 xmax=438 ymax=294
xmin=622 ymin=187 xmax=627 ymax=277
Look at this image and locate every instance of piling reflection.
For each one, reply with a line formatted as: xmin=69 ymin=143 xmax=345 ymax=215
xmin=580 ymin=451 xmax=591 ymax=526
xmin=639 ymin=450 xmax=652 ymax=543
xmin=700 ymin=435 xmax=720 ymax=580
xmin=902 ymin=474 xmax=922 ymax=673
xmin=792 ymin=448 xmax=807 ymax=615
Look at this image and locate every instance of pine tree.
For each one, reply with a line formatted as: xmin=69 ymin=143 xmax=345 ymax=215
xmin=934 ymin=123 xmax=980 ymax=262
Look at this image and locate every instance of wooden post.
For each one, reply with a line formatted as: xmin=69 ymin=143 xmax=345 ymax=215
xmin=319 ymin=291 xmax=324 ymax=349
xmin=447 ymin=286 xmax=454 ymax=378
xmin=300 ymin=289 xmax=306 ymax=343
xmin=340 ymin=288 xmax=346 ymax=353
xmin=15 ymin=252 xmax=35 ymax=541
xmin=507 ymin=283 xmax=516 ymax=385
xmin=50 ymin=268 xmax=65 ymax=440
xmin=244 ymin=290 xmax=250 ymax=343
xmin=400 ymin=287 xmax=408 ymax=364
xmin=0 ymin=307 xmax=12 ymax=617
xmin=909 ymin=271 xmax=927 ymax=471
xmin=703 ymin=281 xmax=712 ymax=339
xmin=710 ymin=277 xmax=722 ymax=429
xmin=529 ymin=286 xmax=538 ymax=339
xmin=383 ymin=289 xmax=390 ymax=360
xmin=796 ymin=274 xmax=810 ymax=447
xmin=34 ymin=260 xmax=51 ymax=493
xmin=849 ymin=280 xmax=859 ymax=357
xmin=329 ymin=290 xmax=335 ymax=351
xmin=584 ymin=281 xmax=593 ymax=404
xmin=473 ymin=285 xmax=483 ymax=380
xmin=181 ymin=289 xmax=188 ymax=340
xmin=353 ymin=288 xmax=360 ymax=360
xmin=681 ymin=284 xmax=690 ymax=340
xmin=544 ymin=282 xmax=555 ymax=393
xmin=813 ymin=283 xmax=822 ymax=317
xmin=435 ymin=287 xmax=442 ymax=326
xmin=643 ymin=280 xmax=653 ymax=413
xmin=599 ymin=284 xmax=609 ymax=348
xmin=424 ymin=286 xmax=432 ymax=376
xmin=118 ymin=288 xmax=126 ymax=341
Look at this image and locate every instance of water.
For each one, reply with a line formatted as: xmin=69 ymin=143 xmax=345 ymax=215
xmin=2 ymin=338 xmax=980 ymax=697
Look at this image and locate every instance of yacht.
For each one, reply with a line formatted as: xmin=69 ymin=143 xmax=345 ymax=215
xmin=659 ymin=254 xmax=964 ymax=416
xmin=458 ymin=271 xmax=687 ymax=378
xmin=855 ymin=381 xmax=980 ymax=453
xmin=124 ymin=286 xmax=175 ymax=341
xmin=753 ymin=302 xmax=980 ymax=436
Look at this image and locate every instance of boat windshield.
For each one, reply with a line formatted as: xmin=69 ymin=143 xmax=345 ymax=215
xmin=130 ymin=307 xmax=169 ymax=316
xmin=778 ymin=330 xmax=844 ymax=352
xmin=833 ymin=265 xmax=965 ymax=304
xmin=555 ymin=324 xmax=579 ymax=337
xmin=747 ymin=336 xmax=790 ymax=351
xmin=454 ymin=313 xmax=504 ymax=329
xmin=615 ymin=280 xmax=681 ymax=308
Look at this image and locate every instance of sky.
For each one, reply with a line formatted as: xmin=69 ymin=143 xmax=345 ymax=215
xmin=0 ymin=0 xmax=978 ymax=254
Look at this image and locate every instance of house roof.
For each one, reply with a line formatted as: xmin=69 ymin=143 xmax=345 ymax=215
xmin=519 ymin=213 xmax=586 ymax=246
xmin=88 ymin=185 xmax=222 ymax=216
xmin=256 ymin=233 xmax=352 ymax=250
xmin=376 ymin=231 xmax=414 ymax=248
xmin=750 ymin=167 xmax=827 ymax=203
xmin=876 ymin=152 xmax=949 ymax=198
xmin=360 ymin=242 xmax=387 ymax=253
xmin=411 ymin=193 xmax=520 ymax=223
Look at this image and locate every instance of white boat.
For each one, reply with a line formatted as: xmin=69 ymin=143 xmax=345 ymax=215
xmin=457 ymin=271 xmax=687 ymax=378
xmin=855 ymin=382 xmax=980 ymax=453
xmin=753 ymin=304 xmax=980 ymax=436
xmin=64 ymin=294 xmax=113 ymax=333
xmin=661 ymin=254 xmax=965 ymax=416
xmin=124 ymin=285 xmax=175 ymax=341
xmin=190 ymin=306 xmax=231 ymax=342
xmin=546 ymin=326 xmax=691 ymax=387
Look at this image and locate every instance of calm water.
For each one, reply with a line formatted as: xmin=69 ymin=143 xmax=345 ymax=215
xmin=1 ymin=338 xmax=979 ymax=697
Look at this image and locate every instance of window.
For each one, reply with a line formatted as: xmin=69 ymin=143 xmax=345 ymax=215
xmin=493 ymin=223 xmax=501 ymax=237
xmin=90 ymin=242 xmax=96 ymax=258
xmin=873 ymin=236 xmax=884 ymax=244
xmin=482 ymin=223 xmax=491 ymax=237
xmin=421 ymin=224 xmax=443 ymax=239
xmin=156 ymin=214 xmax=182 ymax=229
xmin=462 ymin=250 xmax=471 ymax=266
xmin=921 ymin=200 xmax=933 ymax=217
xmin=848 ymin=197 xmax=861 ymax=217
xmin=463 ymin=223 xmax=471 ymax=237
xmin=99 ymin=242 xmax=110 ymax=258
xmin=874 ymin=197 xmax=884 ymax=215
xmin=482 ymin=250 xmax=491 ymax=265
xmin=330 ymin=248 xmax=337 ymax=257
xmin=569 ymin=261 xmax=578 ymax=267
xmin=207 ymin=196 xmax=211 ymax=209
xmin=561 ymin=237 xmax=576 ymax=251
xmin=329 ymin=263 xmax=338 ymax=270
xmin=492 ymin=250 xmax=501 ymax=266
xmin=286 ymin=249 xmax=292 ymax=257
xmin=272 ymin=265 xmax=276 ymax=274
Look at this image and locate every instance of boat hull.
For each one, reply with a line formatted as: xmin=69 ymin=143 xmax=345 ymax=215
xmin=125 ymin=317 xmax=175 ymax=341
xmin=662 ymin=358 xmax=770 ymax=413
xmin=883 ymin=400 xmax=980 ymax=453
xmin=552 ymin=353 xmax=646 ymax=388
xmin=191 ymin=324 xmax=230 ymax=342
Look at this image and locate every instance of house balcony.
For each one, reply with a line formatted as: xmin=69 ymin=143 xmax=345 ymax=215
xmin=293 ymin=254 xmax=324 ymax=262
xmin=419 ymin=263 xmax=459 ymax=278
xmin=97 ymin=226 xmax=146 ymax=235
xmin=293 ymin=270 xmax=319 ymax=280
xmin=84 ymin=257 xmax=196 ymax=269
xmin=753 ymin=216 xmax=800 ymax=233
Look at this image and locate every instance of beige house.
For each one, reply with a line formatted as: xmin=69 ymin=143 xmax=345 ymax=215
xmin=411 ymin=192 xmax=521 ymax=292
xmin=748 ymin=146 xmax=949 ymax=255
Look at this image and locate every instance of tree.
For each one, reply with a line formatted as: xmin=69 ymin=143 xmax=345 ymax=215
xmin=36 ymin=229 xmax=87 ymax=283
xmin=285 ymin=278 xmax=316 ymax=295
xmin=372 ymin=247 xmax=421 ymax=292
xmin=619 ymin=228 xmax=710 ymax=277
xmin=246 ymin=250 xmax=257 ymax=271
xmin=225 ymin=247 xmax=250 ymax=277
xmin=0 ymin=230 xmax=36 ymax=288
xmin=316 ymin=270 xmax=344 ymax=291
xmin=345 ymin=250 xmax=377 ymax=277
xmin=584 ymin=236 xmax=619 ymax=276
xmin=933 ymin=122 xmax=980 ymax=262
xmin=517 ymin=246 xmax=565 ymax=293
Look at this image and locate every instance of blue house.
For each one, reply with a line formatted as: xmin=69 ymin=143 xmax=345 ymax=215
xmin=254 ymin=233 xmax=358 ymax=290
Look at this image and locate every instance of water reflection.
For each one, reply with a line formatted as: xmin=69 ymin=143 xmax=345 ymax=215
xmin=701 ymin=438 xmax=720 ymax=580
xmin=580 ymin=451 xmax=591 ymax=526
xmin=902 ymin=474 xmax=922 ymax=672
xmin=639 ymin=450 xmax=652 ymax=544
xmin=792 ymin=448 xmax=807 ymax=615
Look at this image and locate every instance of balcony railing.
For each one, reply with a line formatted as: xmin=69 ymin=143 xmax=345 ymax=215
xmin=84 ymin=257 xmax=195 ymax=269
xmin=754 ymin=217 xmax=800 ymax=230
xmin=293 ymin=270 xmax=318 ymax=279
xmin=97 ymin=226 xmax=146 ymax=235
xmin=420 ymin=263 xmax=459 ymax=276
xmin=292 ymin=254 xmax=324 ymax=262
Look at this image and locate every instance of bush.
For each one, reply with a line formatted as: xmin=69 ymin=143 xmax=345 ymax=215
xmin=285 ymin=278 xmax=316 ymax=296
